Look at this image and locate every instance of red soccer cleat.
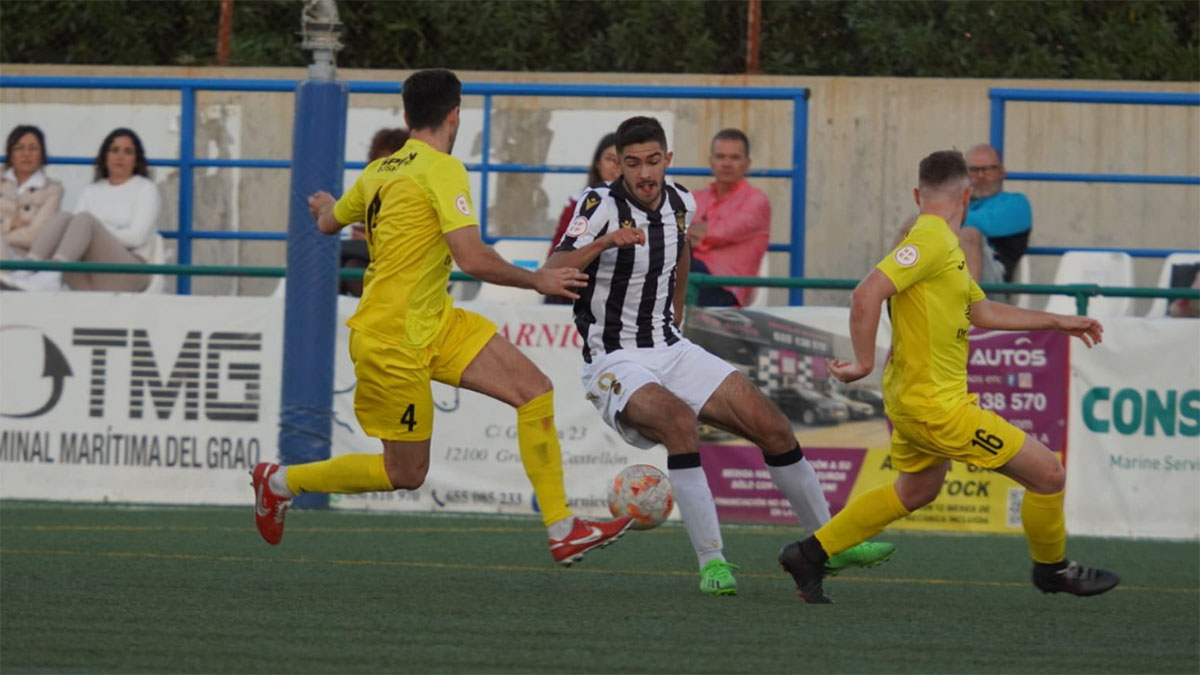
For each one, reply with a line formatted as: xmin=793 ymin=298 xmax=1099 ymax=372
xmin=549 ymin=515 xmax=634 ymax=566
xmin=251 ymin=462 xmax=291 ymax=545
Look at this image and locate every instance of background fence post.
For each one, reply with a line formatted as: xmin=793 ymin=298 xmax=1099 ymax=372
xmin=277 ymin=78 xmax=347 ymax=509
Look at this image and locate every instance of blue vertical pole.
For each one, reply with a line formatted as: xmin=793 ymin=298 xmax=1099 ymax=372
xmin=789 ymin=92 xmax=809 ymax=306
xmin=177 ymin=87 xmax=195 ymax=295
xmin=278 ymin=79 xmax=348 ymax=509
xmin=989 ymin=92 xmax=1006 ymax=159
xmin=479 ymin=94 xmax=492 ymax=243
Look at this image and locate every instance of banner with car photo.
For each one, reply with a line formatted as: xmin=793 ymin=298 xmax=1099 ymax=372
xmin=683 ymin=307 xmax=1070 ymax=534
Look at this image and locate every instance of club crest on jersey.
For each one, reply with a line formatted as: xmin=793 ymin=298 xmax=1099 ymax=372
xmin=583 ymin=196 xmax=600 ymax=211
xmin=675 ymin=211 xmax=687 ymax=231
xmin=894 ymin=244 xmax=919 ymax=267
xmin=620 ymin=219 xmax=635 ymax=229
xmin=566 ymin=216 xmax=589 ymax=237
xmin=455 ymin=194 xmax=471 ymax=216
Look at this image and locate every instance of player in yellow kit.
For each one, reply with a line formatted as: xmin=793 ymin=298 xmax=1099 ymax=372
xmin=778 ymin=150 xmax=1119 ymax=602
xmin=251 ymin=69 xmax=633 ymax=565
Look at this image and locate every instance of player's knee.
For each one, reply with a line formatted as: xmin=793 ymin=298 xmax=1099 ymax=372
xmin=897 ymin=480 xmax=940 ymax=510
xmin=515 ymin=373 xmax=554 ymax=407
xmin=385 ymin=464 xmax=428 ymax=491
xmin=763 ymin=413 xmax=797 ymax=455
xmin=659 ymin=407 xmax=700 ymax=450
xmin=1033 ymin=462 xmax=1066 ymax=494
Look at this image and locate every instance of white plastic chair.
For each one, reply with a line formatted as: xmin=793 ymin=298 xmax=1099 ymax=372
xmin=474 ymin=239 xmax=549 ymax=304
xmin=746 ymin=254 xmax=772 ymax=308
xmin=1145 ymin=253 xmax=1200 ymax=317
xmin=1012 ymin=254 xmax=1033 ymax=309
xmin=141 ymin=235 xmax=169 ymax=294
xmin=1043 ymin=251 xmax=1135 ymax=317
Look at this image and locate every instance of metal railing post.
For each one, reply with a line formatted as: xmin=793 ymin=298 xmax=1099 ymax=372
xmin=1075 ymin=291 xmax=1090 ymax=316
xmin=989 ymin=93 xmax=1005 ymax=159
xmin=177 ymin=86 xmax=195 ymax=294
xmin=789 ymin=92 xmax=809 ymax=305
xmin=479 ymin=93 xmax=492 ymax=243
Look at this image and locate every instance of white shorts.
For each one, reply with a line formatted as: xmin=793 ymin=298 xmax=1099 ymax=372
xmin=580 ymin=338 xmax=736 ymax=449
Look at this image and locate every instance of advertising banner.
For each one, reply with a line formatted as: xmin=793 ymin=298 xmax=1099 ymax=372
xmin=1065 ymin=318 xmax=1200 ymax=540
xmin=13 ymin=295 xmax=1184 ymax=542
xmin=0 ymin=292 xmax=282 ymax=504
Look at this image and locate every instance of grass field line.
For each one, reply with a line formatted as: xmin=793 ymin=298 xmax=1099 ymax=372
xmin=0 ymin=524 xmax=538 ymax=534
xmin=3 ymin=547 xmax=1196 ymax=595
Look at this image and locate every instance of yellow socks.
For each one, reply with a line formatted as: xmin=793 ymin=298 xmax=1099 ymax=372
xmin=285 ymin=453 xmax=394 ymax=495
xmin=516 ymin=391 xmax=572 ymax=527
xmin=815 ymin=482 xmax=910 ymax=557
xmin=1021 ymin=489 xmax=1066 ymax=564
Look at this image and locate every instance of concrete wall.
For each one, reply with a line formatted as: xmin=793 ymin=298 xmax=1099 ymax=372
xmin=3 ymin=64 xmax=1197 ymax=304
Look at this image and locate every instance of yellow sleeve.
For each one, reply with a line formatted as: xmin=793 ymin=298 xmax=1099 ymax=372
xmin=426 ymin=156 xmax=478 ymax=234
xmin=969 ymin=278 xmax=986 ymax=303
xmin=875 ymin=224 xmax=951 ymax=294
xmin=332 ymin=169 xmax=368 ymax=226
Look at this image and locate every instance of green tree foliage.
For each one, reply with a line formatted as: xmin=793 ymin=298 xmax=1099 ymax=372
xmin=1 ymin=0 xmax=1195 ymax=80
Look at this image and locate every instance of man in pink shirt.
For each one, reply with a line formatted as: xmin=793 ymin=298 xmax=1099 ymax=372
xmin=688 ymin=128 xmax=771 ymax=307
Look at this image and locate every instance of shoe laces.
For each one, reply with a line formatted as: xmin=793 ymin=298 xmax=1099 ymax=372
xmin=704 ymin=560 xmax=740 ymax=579
xmin=274 ymin=500 xmax=290 ymax=524
xmin=1058 ymin=561 xmax=1096 ymax=581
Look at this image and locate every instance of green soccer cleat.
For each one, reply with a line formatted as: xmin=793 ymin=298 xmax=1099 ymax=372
xmin=824 ymin=541 xmax=896 ymax=576
xmin=699 ymin=559 xmax=740 ymax=596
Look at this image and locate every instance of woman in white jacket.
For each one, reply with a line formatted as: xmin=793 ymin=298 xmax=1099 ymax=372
xmin=13 ymin=128 xmax=161 ymax=292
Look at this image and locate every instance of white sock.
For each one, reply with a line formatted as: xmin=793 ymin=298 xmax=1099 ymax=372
xmin=547 ymin=516 xmax=576 ymax=540
xmin=668 ymin=457 xmax=724 ymax=569
xmin=765 ymin=449 xmax=831 ymax=532
xmin=268 ymin=466 xmax=295 ymax=498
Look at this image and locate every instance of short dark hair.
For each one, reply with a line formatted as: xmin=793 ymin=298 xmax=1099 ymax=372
xmin=616 ymin=116 xmax=668 ymax=153
xmin=95 ymin=128 xmax=149 ymax=182
xmin=918 ymin=150 xmax=968 ymax=191
xmin=368 ymin=127 xmax=410 ymax=161
xmin=711 ymin=128 xmax=750 ymax=157
xmin=402 ymin=69 xmax=462 ymax=131
xmin=586 ymin=132 xmax=617 ymax=186
xmin=5 ymin=125 xmax=47 ymax=169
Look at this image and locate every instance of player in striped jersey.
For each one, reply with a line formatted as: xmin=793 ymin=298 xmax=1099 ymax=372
xmin=548 ymin=116 xmax=895 ymax=595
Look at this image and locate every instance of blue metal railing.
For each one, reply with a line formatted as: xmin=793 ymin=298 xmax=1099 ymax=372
xmin=989 ymin=88 xmax=1200 ymax=186
xmin=1026 ymin=245 xmax=1200 ymax=259
xmin=989 ymin=88 xmax=1200 ymax=263
xmin=0 ymin=75 xmax=811 ymax=302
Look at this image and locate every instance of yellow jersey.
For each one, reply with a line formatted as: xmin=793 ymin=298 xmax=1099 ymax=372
xmin=876 ymin=215 xmax=985 ymax=420
xmin=333 ymin=139 xmax=478 ymax=349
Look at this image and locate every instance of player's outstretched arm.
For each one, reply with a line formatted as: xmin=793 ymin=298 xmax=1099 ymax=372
xmin=828 ymin=269 xmax=897 ymax=383
xmin=445 ymin=225 xmax=588 ymax=300
xmin=545 ymin=228 xmax=646 ymax=271
xmin=308 ymin=191 xmax=347 ymax=235
xmin=969 ymin=300 xmax=1104 ymax=347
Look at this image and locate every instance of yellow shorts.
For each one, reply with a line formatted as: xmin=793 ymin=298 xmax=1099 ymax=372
xmin=349 ymin=308 xmax=497 ymax=441
xmin=890 ymin=398 xmax=1026 ymax=473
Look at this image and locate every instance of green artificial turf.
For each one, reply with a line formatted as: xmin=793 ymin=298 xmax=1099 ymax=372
xmin=1 ymin=501 xmax=1196 ymax=674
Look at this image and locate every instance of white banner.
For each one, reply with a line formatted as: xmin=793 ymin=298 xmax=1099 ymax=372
xmin=328 ymin=299 xmax=668 ymax=519
xmin=1065 ymin=318 xmax=1200 ymax=540
xmin=8 ymin=291 xmax=1195 ymax=543
xmin=0 ymin=292 xmax=282 ymax=504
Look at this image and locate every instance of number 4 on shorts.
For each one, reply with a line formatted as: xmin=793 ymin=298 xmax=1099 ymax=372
xmin=401 ymin=404 xmax=417 ymax=432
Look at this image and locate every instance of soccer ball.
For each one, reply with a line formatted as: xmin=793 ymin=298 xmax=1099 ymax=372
xmin=608 ymin=464 xmax=674 ymax=530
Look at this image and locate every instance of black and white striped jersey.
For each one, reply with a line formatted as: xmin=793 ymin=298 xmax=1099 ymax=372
xmin=555 ymin=178 xmax=695 ymax=363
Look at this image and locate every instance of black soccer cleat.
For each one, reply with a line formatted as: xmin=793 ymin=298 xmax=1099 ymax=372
xmin=1033 ymin=560 xmax=1120 ymax=597
xmin=778 ymin=541 xmax=833 ymax=604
